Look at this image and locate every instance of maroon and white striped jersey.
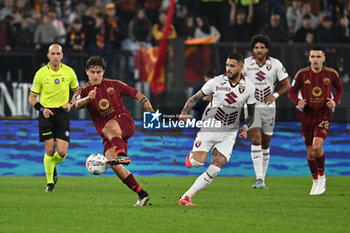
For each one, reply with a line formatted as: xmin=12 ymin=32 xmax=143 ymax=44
xmin=242 ymin=56 xmax=288 ymax=108
xmin=200 ymin=74 xmax=256 ymax=132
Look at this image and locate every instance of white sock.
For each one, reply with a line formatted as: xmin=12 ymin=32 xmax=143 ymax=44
xmin=189 ymin=152 xmax=204 ymax=168
xmin=251 ymin=145 xmax=263 ymax=179
xmin=262 ymin=148 xmax=270 ymax=179
xmin=181 ymin=164 xmax=221 ymax=199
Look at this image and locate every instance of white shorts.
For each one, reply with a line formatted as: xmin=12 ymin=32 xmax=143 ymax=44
xmin=248 ymin=107 xmax=276 ymax=136
xmin=192 ymin=132 xmax=237 ymax=161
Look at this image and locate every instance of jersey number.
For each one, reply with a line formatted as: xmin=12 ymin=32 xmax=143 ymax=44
xmin=318 ymin=121 xmax=329 ymax=129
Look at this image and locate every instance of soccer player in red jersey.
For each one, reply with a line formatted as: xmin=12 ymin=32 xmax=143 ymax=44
xmin=288 ymin=46 xmax=343 ymax=195
xmin=75 ymin=56 xmax=154 ymax=206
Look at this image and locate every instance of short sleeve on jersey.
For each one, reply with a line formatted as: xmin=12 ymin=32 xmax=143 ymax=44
xmin=115 ymin=81 xmax=138 ymax=98
xmin=276 ymin=60 xmax=289 ymax=81
xmin=31 ymin=71 xmax=42 ymax=94
xmin=201 ymin=78 xmax=216 ymax=96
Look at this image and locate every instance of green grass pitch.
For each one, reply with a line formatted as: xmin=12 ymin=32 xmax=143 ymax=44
xmin=1 ymin=176 xmax=349 ymax=233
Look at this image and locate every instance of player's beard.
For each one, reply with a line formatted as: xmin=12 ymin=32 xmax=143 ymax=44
xmin=228 ymin=72 xmax=240 ymax=82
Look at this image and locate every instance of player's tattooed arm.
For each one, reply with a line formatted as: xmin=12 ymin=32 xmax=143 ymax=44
xmin=179 ymin=90 xmax=205 ymax=121
xmin=136 ymin=92 xmax=153 ymax=112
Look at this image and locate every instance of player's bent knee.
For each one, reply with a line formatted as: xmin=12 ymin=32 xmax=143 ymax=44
xmin=206 ymin=164 xmax=221 ymax=178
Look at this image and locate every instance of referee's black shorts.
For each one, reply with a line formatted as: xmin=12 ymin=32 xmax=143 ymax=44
xmin=38 ymin=108 xmax=70 ymax=142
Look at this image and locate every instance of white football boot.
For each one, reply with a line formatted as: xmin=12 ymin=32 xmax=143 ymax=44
xmin=316 ymin=175 xmax=326 ymax=195
xmin=309 ymin=179 xmax=318 ymax=195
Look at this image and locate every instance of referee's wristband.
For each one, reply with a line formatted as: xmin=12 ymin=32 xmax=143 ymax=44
xmin=273 ymin=93 xmax=280 ymax=99
xmin=34 ymin=102 xmax=44 ymax=112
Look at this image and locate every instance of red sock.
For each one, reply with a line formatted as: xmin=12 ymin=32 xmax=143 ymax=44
xmin=307 ymin=159 xmax=318 ymax=179
xmin=123 ymin=174 xmax=142 ymax=193
xmin=315 ymin=154 xmax=325 ymax=176
xmin=110 ymin=137 xmax=126 ymax=154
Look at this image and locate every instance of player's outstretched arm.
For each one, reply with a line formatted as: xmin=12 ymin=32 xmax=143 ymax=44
xmin=136 ymin=92 xmax=154 ymax=112
xmin=179 ymin=90 xmax=205 ymax=122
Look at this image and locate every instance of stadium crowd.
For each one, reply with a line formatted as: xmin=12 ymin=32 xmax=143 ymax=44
xmin=1 ymin=0 xmax=350 ymax=50
xmin=1 ymin=0 xmax=350 ymax=84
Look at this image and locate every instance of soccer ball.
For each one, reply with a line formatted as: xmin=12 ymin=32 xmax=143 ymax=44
xmin=86 ymin=153 xmax=108 ymax=175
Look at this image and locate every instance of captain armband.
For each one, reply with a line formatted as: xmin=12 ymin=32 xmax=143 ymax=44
xmin=34 ymin=102 xmax=44 ymax=112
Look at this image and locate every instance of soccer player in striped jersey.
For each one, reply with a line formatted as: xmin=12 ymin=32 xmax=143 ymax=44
xmin=288 ymin=46 xmax=343 ymax=195
xmin=76 ymin=56 xmax=153 ymax=206
xmin=242 ymin=34 xmax=290 ymax=189
xmin=178 ymin=53 xmax=256 ymax=206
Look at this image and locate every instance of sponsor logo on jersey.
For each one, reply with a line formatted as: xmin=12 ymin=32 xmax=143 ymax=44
xmin=312 ymin=86 xmax=322 ymax=97
xmin=304 ymin=79 xmax=311 ymax=84
xmin=239 ymin=85 xmax=245 ymax=93
xmin=256 ymin=71 xmax=266 ymax=82
xmin=282 ymin=66 xmax=287 ymax=73
xmin=247 ymin=67 xmax=259 ymax=71
xmin=323 ymin=77 xmax=330 ymax=85
xmin=225 ymin=92 xmax=238 ymax=104
xmin=320 ymin=129 xmax=327 ymax=134
xmin=98 ymin=98 xmax=110 ymax=110
xmin=220 ymin=82 xmax=227 ymax=85
xmin=216 ymin=86 xmax=231 ymax=91
xmin=107 ymin=87 xmax=114 ymax=95
xmin=54 ymin=78 xmax=60 ymax=84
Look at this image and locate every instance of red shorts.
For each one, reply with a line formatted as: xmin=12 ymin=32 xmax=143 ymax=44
xmin=96 ymin=114 xmax=135 ymax=154
xmin=301 ymin=118 xmax=331 ymax=146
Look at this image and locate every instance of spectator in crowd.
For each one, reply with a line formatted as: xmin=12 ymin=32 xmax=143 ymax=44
xmin=199 ymin=0 xmax=224 ymax=33
xmin=152 ymin=10 xmax=177 ymax=45
xmin=16 ymin=0 xmax=30 ymax=20
xmin=87 ymin=12 xmax=113 ymax=75
xmin=49 ymin=8 xmax=66 ymax=44
xmin=0 ymin=0 xmax=14 ymax=20
xmin=286 ymin=0 xmax=302 ymax=35
xmin=262 ymin=13 xmax=289 ymax=42
xmin=65 ymin=17 xmax=85 ymax=51
xmin=104 ymin=3 xmax=126 ymax=50
xmin=14 ymin=17 xmax=33 ymax=48
xmin=226 ymin=0 xmax=253 ymax=42
xmin=0 ymin=15 xmax=15 ymax=80
xmin=123 ymin=8 xmax=152 ymax=51
xmin=295 ymin=2 xmax=320 ymax=32
xmin=34 ymin=14 xmax=59 ymax=51
xmin=183 ymin=15 xmax=196 ymax=39
xmin=194 ymin=15 xmax=220 ymax=40
xmin=305 ymin=31 xmax=315 ymax=44
xmin=28 ymin=8 xmax=41 ymax=33
xmin=294 ymin=14 xmax=315 ymax=43
xmin=68 ymin=1 xmax=87 ymax=25
xmin=317 ymin=15 xmax=339 ymax=43
xmin=337 ymin=15 xmax=350 ymax=43
xmin=173 ymin=4 xmax=188 ymax=38
xmin=39 ymin=2 xmax=50 ymax=16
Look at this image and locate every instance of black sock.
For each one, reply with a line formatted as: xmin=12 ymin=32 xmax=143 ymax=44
xmin=138 ymin=189 xmax=148 ymax=198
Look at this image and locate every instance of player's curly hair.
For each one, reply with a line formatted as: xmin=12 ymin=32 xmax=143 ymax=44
xmin=86 ymin=56 xmax=107 ymax=70
xmin=250 ymin=34 xmax=271 ymax=49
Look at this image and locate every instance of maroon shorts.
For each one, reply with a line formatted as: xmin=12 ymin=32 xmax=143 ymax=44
xmin=301 ymin=119 xmax=331 ymax=146
xmin=97 ymin=114 xmax=135 ymax=154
